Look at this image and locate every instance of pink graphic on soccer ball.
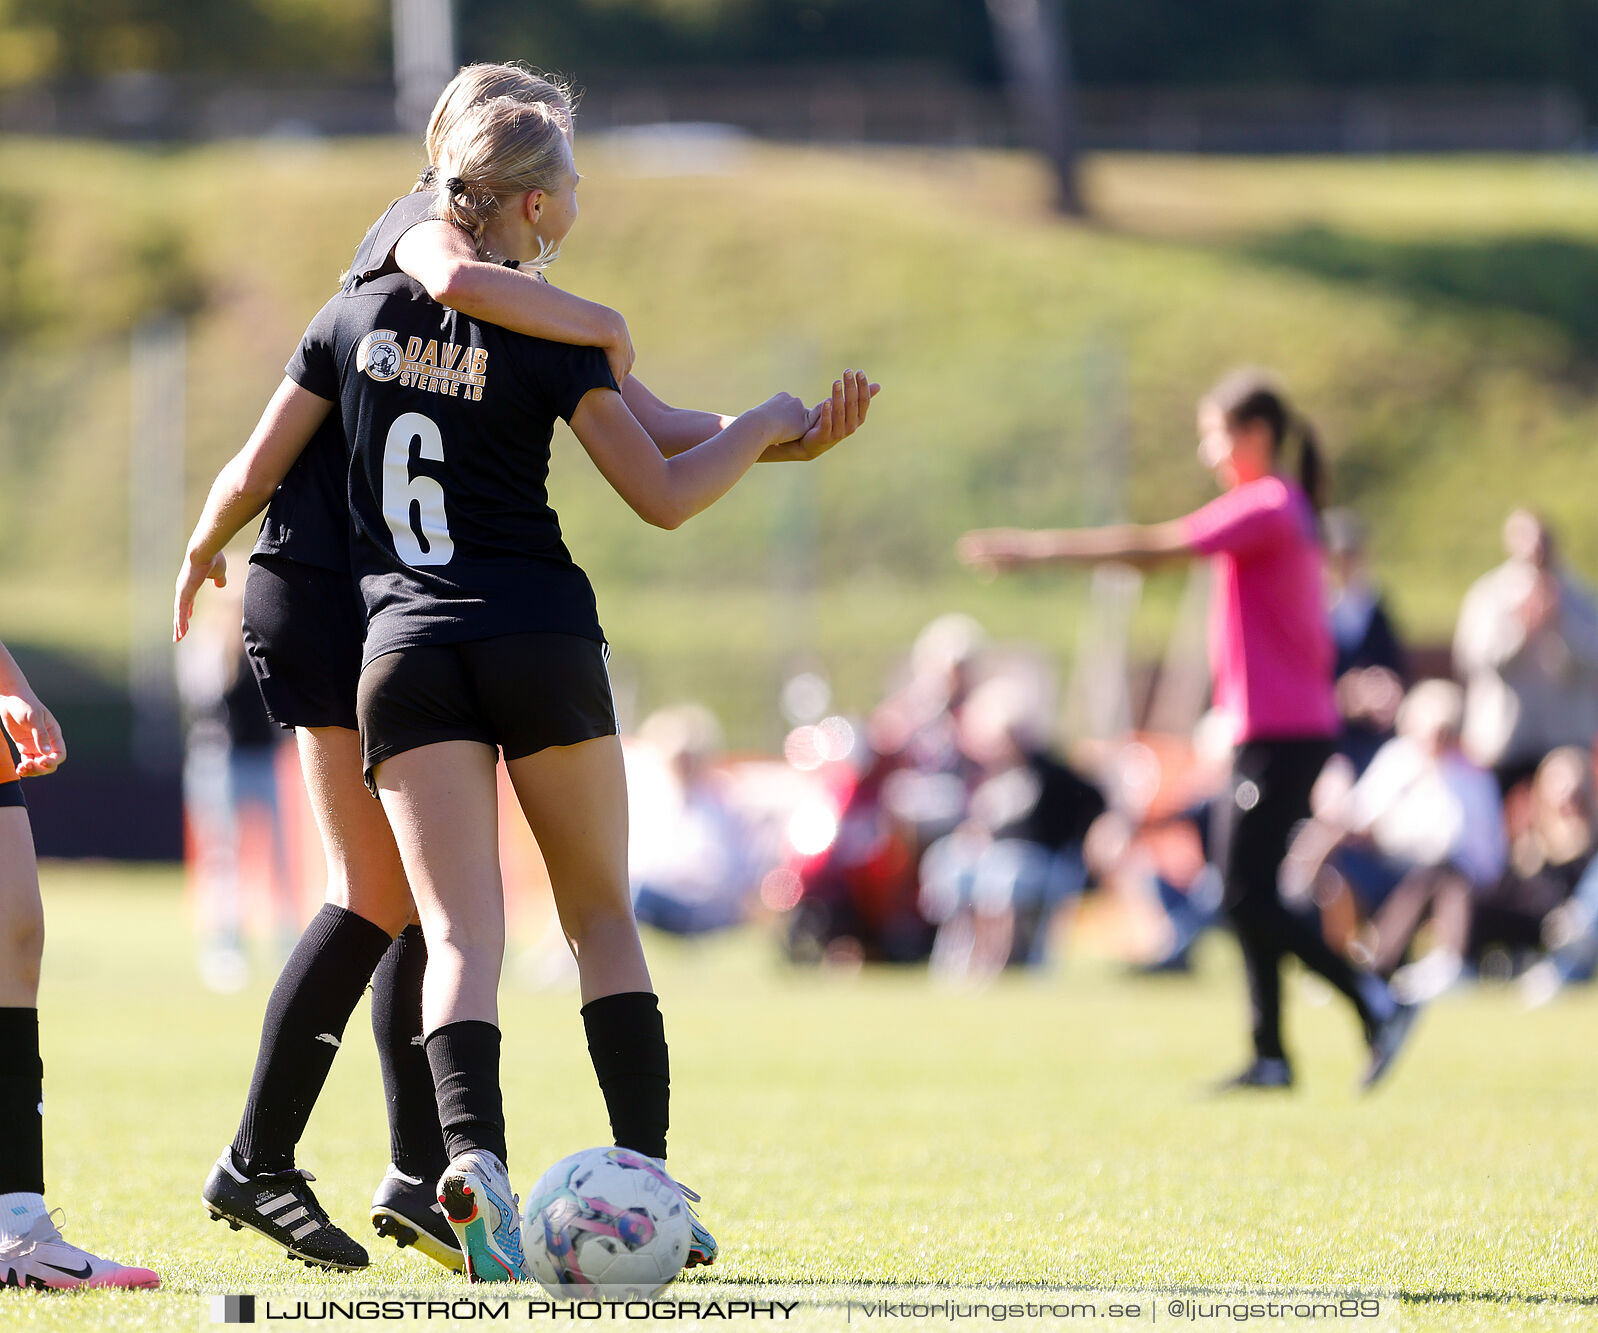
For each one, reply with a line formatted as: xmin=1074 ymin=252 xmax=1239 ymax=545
xmin=605 ymin=1148 xmax=676 ymax=1191
xmin=537 ymin=1179 xmax=660 ymax=1288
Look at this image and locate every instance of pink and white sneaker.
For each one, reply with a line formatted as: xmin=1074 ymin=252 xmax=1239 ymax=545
xmin=0 ymin=1203 xmax=160 ymax=1290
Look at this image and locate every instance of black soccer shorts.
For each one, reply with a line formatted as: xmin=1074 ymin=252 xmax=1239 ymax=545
xmin=356 ymin=631 xmax=617 ymax=791
xmin=241 ymin=553 xmax=366 ymax=731
xmin=0 ymin=739 xmax=24 ymax=808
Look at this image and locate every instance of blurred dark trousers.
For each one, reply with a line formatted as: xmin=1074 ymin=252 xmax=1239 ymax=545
xmin=1214 ymin=738 xmax=1370 ymax=1060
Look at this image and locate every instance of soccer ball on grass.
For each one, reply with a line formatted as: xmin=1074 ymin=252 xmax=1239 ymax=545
xmin=522 ymin=1146 xmax=690 ymax=1299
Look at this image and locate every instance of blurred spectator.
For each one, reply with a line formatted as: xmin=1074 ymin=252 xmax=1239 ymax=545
xmin=1387 ymin=744 xmax=1598 ymax=1003
xmin=1458 ymin=747 xmax=1596 ymax=975
xmin=1323 ymin=507 xmax=1408 ymax=775
xmin=628 ymin=704 xmax=759 ymax=936
xmin=1128 ymin=711 xmax=1235 ymax=974
xmin=918 ymin=675 xmax=1107 ymax=980
xmin=776 ymin=736 xmax=930 ymax=966
xmin=780 ymin=616 xmax=991 ymax=967
xmin=1454 ymin=509 xmax=1598 ymax=792
xmin=1509 ymin=749 xmax=1598 ymax=1006
xmin=178 ymin=598 xmax=295 ymax=992
xmin=1284 ymin=679 xmax=1505 ymax=991
xmin=1520 ymin=874 xmax=1598 ymax=1006
xmin=869 ymin=612 xmax=988 ymax=841
xmin=1136 ymin=817 xmax=1221 ymax=973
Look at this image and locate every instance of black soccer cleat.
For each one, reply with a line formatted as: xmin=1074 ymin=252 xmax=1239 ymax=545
xmin=202 ymin=1148 xmax=369 ymax=1271
xmin=370 ymin=1164 xmax=464 ymax=1272
xmin=1212 ymin=1056 xmax=1294 ymax=1093
xmin=1361 ymin=1001 xmax=1421 ymax=1093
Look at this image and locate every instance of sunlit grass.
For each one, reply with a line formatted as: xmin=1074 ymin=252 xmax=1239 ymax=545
xmin=13 ymin=862 xmax=1597 ymax=1330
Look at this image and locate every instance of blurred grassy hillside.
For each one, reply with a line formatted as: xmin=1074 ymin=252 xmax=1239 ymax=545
xmin=6 ymin=139 xmax=1598 ymax=738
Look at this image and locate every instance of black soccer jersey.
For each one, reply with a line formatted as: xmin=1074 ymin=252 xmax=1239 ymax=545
xmin=253 ymin=191 xmax=441 ymax=573
xmin=294 ymin=272 xmax=618 ymax=666
xmin=346 ymin=191 xmax=440 ymax=286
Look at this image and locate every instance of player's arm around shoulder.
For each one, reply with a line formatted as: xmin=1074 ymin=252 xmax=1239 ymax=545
xmin=394 ymin=221 xmax=633 ymax=384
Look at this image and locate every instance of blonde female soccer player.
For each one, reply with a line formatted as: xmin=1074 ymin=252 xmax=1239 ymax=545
xmin=314 ymin=95 xmax=868 ymax=1281
xmin=178 ymin=63 xmax=875 ymax=1279
xmin=0 ymin=637 xmax=160 ymax=1289
xmin=960 ymin=370 xmax=1416 ymax=1093
xmin=180 ymin=67 xmax=631 ymax=1276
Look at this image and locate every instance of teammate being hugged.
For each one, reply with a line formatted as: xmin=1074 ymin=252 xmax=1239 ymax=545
xmin=959 ymin=369 xmax=1417 ymax=1092
xmin=178 ymin=61 xmax=873 ymax=1276
xmin=178 ymin=66 xmax=647 ymax=1275
xmin=0 ymin=638 xmax=160 ymax=1290
xmin=300 ymin=95 xmax=871 ymax=1283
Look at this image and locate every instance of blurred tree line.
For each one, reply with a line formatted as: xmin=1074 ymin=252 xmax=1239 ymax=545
xmin=0 ymin=0 xmax=388 ymax=83
xmin=5 ymin=0 xmax=1598 ymax=109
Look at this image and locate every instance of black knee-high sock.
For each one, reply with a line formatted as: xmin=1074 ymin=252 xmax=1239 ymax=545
xmin=581 ymin=992 xmax=669 ymax=1162
xmin=424 ymin=1021 xmax=507 ymax=1165
xmin=0 ymin=1008 xmax=44 ymax=1195
xmin=232 ymin=903 xmax=393 ymax=1175
xmin=371 ymin=926 xmax=448 ymax=1179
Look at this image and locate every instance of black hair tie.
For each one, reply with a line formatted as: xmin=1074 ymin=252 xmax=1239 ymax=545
xmin=444 ymin=175 xmax=465 ymax=194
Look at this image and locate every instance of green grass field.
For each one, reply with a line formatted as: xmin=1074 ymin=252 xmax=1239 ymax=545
xmin=14 ymin=862 xmax=1597 ymax=1330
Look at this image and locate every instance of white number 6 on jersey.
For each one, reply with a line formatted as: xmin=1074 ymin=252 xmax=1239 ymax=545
xmin=382 ymin=412 xmax=455 ymax=567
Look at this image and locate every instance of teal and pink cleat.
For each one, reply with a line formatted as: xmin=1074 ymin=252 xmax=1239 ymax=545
xmin=437 ymin=1151 xmax=528 ymax=1283
xmin=638 ymin=1157 xmax=717 ymax=1269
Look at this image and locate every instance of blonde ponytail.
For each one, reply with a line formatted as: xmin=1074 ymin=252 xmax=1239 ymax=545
xmin=434 ymin=172 xmax=501 ymax=246
xmin=433 ymin=96 xmax=574 ymax=267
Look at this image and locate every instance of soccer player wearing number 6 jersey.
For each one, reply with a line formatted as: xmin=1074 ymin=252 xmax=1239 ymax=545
xmin=178 ymin=62 xmax=876 ymax=1284
xmin=301 ymin=95 xmax=873 ymax=1283
xmin=180 ymin=67 xmax=645 ymax=1275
